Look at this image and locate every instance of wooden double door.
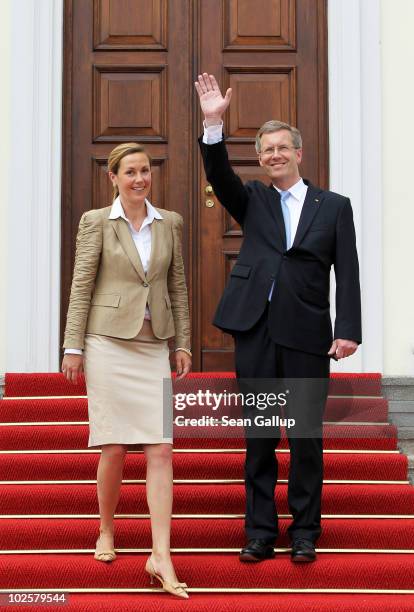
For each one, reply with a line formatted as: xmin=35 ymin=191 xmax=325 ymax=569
xmin=61 ymin=0 xmax=328 ymax=371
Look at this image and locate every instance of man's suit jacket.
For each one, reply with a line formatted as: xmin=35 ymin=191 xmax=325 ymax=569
xmin=199 ymin=137 xmax=362 ymax=356
xmin=63 ymin=206 xmax=190 ymax=351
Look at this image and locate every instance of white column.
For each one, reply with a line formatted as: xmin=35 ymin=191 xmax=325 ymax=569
xmin=0 ymin=1 xmax=12 ymax=374
xmin=6 ymin=0 xmax=63 ymax=372
xmin=328 ymin=0 xmax=383 ymax=373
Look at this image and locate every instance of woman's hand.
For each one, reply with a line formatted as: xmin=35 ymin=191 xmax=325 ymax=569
xmin=175 ymin=351 xmax=192 ymax=380
xmin=61 ymin=354 xmax=84 ymax=384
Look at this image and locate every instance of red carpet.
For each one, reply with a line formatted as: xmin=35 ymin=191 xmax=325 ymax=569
xmin=3 ymin=593 xmax=414 ymax=612
xmin=4 ymin=593 xmax=414 ymax=612
xmin=0 ymin=396 xmax=390 ymax=422
xmin=4 ymin=372 xmax=383 ymax=398
xmin=0 ymin=372 xmax=413 ymax=610
xmin=0 ymin=451 xmax=407 ymax=481
xmin=0 ymin=424 xmax=399 ymax=451
xmin=2 ymin=553 xmax=414 ymax=590
xmin=1 ymin=517 xmax=413 ymax=550
xmin=2 ymin=482 xmax=414 ymax=515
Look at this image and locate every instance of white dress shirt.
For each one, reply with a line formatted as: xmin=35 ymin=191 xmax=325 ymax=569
xmin=109 ymin=196 xmax=163 ymax=296
xmin=272 ymin=178 xmax=308 ymax=247
xmin=268 ymin=179 xmax=307 ymax=300
xmin=202 ymin=122 xmax=308 ymax=301
xmin=65 ymin=197 xmax=163 ymax=355
xmin=203 ymin=121 xmax=225 ymax=145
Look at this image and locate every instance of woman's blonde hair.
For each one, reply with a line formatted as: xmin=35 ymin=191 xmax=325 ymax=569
xmin=107 ymin=142 xmax=152 ymax=201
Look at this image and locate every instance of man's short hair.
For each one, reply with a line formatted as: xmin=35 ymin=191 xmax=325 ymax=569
xmin=255 ymin=120 xmax=302 ymax=153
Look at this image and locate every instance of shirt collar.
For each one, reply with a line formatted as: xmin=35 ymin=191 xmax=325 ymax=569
xmin=108 ymin=195 xmax=163 ymax=223
xmin=273 ymin=177 xmax=306 ymax=202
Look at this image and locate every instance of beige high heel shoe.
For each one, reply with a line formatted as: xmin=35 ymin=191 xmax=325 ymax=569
xmin=94 ymin=530 xmax=116 ymax=563
xmin=145 ymin=558 xmax=189 ymax=599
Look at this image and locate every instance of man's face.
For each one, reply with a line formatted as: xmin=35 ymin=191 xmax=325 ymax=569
xmin=258 ymin=129 xmax=302 ymax=187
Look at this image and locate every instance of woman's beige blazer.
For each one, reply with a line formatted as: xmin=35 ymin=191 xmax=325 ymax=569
xmin=63 ymin=205 xmax=190 ymax=351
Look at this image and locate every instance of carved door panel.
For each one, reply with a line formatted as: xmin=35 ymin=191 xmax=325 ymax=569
xmin=62 ymin=0 xmax=328 ymax=371
xmin=195 ymin=0 xmax=328 ymax=370
xmin=61 ymin=0 xmax=193 ymax=348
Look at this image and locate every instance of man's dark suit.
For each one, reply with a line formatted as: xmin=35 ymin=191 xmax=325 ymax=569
xmin=199 ymin=136 xmax=362 ymax=543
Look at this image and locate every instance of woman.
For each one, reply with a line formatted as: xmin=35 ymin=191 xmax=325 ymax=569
xmin=61 ymin=142 xmax=191 ymax=599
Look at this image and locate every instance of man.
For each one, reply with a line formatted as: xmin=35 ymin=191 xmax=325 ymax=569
xmin=195 ymin=73 xmax=361 ymax=563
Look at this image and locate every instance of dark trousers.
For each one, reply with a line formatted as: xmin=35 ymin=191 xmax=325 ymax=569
xmin=233 ymin=306 xmax=330 ymax=544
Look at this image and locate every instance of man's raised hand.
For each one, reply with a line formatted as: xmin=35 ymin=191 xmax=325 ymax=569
xmin=194 ymin=73 xmax=232 ymax=126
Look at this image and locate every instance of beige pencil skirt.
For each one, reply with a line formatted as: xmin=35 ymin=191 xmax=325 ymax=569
xmin=84 ymin=320 xmax=173 ymax=448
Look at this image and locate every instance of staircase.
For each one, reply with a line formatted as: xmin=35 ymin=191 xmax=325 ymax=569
xmin=0 ymin=372 xmax=413 ymax=611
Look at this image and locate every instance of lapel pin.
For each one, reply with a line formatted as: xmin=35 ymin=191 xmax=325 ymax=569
xmin=314 ymin=198 xmax=319 ymax=203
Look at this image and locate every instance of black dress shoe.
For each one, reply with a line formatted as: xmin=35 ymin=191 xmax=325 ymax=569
xmin=239 ymin=539 xmax=276 ymax=562
xmin=291 ymin=538 xmax=317 ymax=563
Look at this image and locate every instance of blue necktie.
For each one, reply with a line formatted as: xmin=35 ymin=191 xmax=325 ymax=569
xmin=268 ymin=190 xmax=291 ymax=302
xmin=280 ymin=190 xmax=291 ymax=249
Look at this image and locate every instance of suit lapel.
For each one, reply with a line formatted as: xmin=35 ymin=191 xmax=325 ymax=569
xmin=146 ymin=217 xmax=163 ymax=281
xmin=292 ymin=182 xmax=324 ymax=248
xmin=111 ymin=218 xmax=146 ymax=282
xmin=265 ymin=185 xmax=287 ymax=250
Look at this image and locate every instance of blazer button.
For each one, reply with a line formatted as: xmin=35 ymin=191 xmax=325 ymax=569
xmin=142 ymin=282 xmax=149 ymax=287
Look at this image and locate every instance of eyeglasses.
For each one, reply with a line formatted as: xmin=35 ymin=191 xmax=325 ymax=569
xmin=259 ymin=145 xmax=298 ymax=158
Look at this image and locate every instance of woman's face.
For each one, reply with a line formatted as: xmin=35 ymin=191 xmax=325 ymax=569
xmin=109 ymin=152 xmax=152 ymax=205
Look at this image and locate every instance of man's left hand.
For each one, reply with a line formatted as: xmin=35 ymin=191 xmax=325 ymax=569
xmin=328 ymin=339 xmax=358 ymax=360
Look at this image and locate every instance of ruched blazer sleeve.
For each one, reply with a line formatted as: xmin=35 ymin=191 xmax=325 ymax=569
xmin=63 ymin=206 xmax=190 ymax=351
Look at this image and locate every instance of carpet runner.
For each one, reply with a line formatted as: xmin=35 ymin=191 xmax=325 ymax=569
xmin=0 ymin=372 xmax=413 ymax=611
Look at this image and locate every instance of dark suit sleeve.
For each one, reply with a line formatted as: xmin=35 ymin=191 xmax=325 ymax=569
xmin=333 ymin=198 xmax=362 ymax=344
xmin=198 ymin=136 xmax=248 ymax=226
